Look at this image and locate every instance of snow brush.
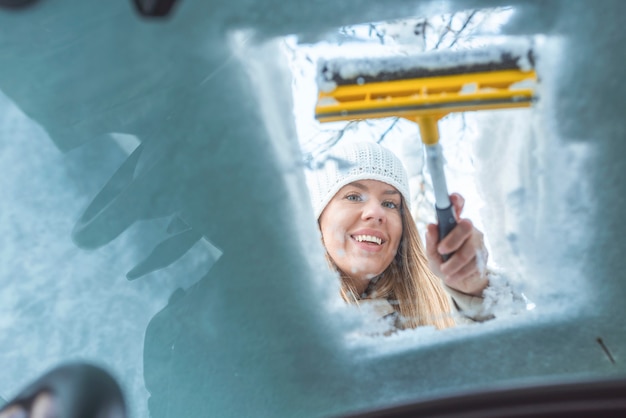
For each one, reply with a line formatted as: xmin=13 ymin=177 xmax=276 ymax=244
xmin=314 ymin=43 xmax=537 ymax=260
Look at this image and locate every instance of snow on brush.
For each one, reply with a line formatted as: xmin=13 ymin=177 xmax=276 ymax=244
xmin=316 ymin=38 xmax=535 ymax=89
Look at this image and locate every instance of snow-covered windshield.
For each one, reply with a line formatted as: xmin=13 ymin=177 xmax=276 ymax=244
xmin=0 ymin=1 xmax=623 ymax=417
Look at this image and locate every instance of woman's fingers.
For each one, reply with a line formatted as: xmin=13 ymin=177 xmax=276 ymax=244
xmin=442 ymin=251 xmax=488 ymax=296
xmin=443 ymin=254 xmax=479 ymax=288
xmin=440 ymin=232 xmax=479 ymax=277
xmin=450 ymin=193 xmax=465 ymax=219
xmin=426 ymin=216 xmax=489 ymax=296
xmin=437 ymin=218 xmax=474 ymax=255
xmin=425 ymin=193 xmax=489 ymax=296
xmin=441 ymin=224 xmax=489 ymax=295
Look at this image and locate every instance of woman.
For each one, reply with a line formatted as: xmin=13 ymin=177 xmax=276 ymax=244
xmin=308 ymin=140 xmax=490 ymax=330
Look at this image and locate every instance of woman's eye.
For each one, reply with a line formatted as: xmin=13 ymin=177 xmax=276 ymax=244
xmin=345 ymin=193 xmax=362 ymax=202
xmin=383 ymin=201 xmax=399 ymax=209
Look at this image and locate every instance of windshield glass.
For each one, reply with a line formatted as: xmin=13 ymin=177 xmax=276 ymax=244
xmin=0 ymin=1 xmax=623 ymax=417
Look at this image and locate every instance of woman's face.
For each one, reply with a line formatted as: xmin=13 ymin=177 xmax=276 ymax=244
xmin=319 ymin=179 xmax=403 ymax=283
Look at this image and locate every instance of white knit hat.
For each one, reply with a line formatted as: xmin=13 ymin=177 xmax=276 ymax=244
xmin=307 ymin=141 xmax=410 ymax=219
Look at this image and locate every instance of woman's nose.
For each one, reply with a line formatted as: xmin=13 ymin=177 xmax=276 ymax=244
xmin=361 ymin=200 xmax=385 ymax=223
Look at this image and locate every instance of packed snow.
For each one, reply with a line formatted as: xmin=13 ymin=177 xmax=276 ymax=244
xmin=0 ymin=1 xmax=624 ymax=417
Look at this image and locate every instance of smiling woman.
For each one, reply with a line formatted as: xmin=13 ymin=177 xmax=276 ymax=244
xmin=307 ymin=140 xmax=493 ymax=331
xmin=320 ymin=179 xmax=404 ymax=291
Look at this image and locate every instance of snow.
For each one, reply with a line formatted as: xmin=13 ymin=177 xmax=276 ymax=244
xmin=0 ymin=92 xmax=219 ymax=416
xmin=316 ymin=38 xmax=535 ymax=85
xmin=1 ymin=1 xmax=625 ymax=417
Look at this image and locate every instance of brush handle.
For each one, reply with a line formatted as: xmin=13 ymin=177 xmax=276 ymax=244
xmin=425 ymin=142 xmax=457 ymax=262
xmin=436 ymin=204 xmax=457 ymax=262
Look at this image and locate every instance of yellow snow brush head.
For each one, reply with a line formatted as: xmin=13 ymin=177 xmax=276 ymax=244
xmin=314 ymin=42 xmax=538 ymax=142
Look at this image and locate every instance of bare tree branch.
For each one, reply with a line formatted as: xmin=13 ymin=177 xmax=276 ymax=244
xmin=434 ymin=13 xmax=456 ymax=49
xmin=448 ymin=10 xmax=478 ymax=49
xmin=377 ymin=118 xmax=400 ymax=144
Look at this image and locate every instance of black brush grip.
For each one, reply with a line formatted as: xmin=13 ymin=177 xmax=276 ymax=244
xmin=436 ymin=205 xmax=457 ymax=262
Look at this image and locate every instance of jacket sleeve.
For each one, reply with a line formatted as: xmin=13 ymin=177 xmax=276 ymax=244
xmin=445 ymin=285 xmax=493 ymax=323
xmin=444 ymin=270 xmax=531 ymax=323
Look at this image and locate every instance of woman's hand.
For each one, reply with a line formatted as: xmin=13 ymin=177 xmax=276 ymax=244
xmin=425 ymin=193 xmax=489 ymax=297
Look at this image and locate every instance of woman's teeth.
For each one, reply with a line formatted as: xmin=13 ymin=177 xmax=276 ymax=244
xmin=353 ymin=235 xmax=382 ymax=245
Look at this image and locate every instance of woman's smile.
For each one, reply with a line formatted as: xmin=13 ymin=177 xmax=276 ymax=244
xmin=350 ymin=228 xmax=387 ymax=251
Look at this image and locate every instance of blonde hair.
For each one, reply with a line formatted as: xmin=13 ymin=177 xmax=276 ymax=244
xmin=332 ymin=199 xmax=455 ymax=330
